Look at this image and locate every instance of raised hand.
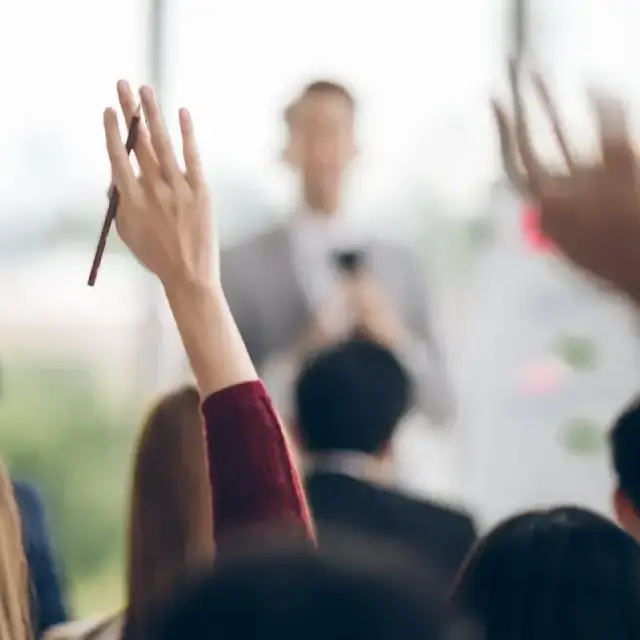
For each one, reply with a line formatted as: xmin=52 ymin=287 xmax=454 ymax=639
xmin=104 ymin=80 xmax=215 ymax=292
xmin=493 ymin=65 xmax=640 ymax=302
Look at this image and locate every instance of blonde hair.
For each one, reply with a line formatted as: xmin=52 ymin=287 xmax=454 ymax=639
xmin=125 ymin=387 xmax=213 ymax=638
xmin=0 ymin=462 xmax=31 ymax=640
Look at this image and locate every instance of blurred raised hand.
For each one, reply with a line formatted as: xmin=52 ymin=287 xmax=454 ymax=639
xmin=104 ymin=80 xmax=215 ymax=293
xmin=492 ymin=61 xmax=640 ymax=302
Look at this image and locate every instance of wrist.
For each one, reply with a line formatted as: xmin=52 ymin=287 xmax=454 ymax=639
xmin=161 ymin=273 xmax=256 ymax=398
xmin=163 ymin=275 xmax=225 ymax=312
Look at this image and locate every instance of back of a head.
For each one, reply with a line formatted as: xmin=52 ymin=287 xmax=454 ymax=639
xmin=126 ymin=387 xmax=214 ymax=635
xmin=611 ymin=397 xmax=640 ymax=513
xmin=295 ymin=340 xmax=412 ymax=455
xmin=451 ymin=506 xmax=640 ymax=640
xmin=154 ymin=530 xmax=447 ymax=640
xmin=0 ymin=461 xmax=30 ymax=640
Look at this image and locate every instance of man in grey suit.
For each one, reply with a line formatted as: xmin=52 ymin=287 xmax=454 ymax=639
xmin=221 ymin=80 xmax=454 ymax=425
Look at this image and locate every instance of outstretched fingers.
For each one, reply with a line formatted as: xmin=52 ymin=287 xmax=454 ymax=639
xmin=509 ymin=59 xmax=545 ymax=196
xmin=140 ymin=85 xmax=183 ymax=186
xmin=492 ymin=99 xmax=530 ymax=195
xmin=179 ymin=108 xmax=205 ymax=190
xmin=591 ymin=92 xmax=635 ymax=173
xmin=116 ymin=80 xmax=160 ymax=181
xmin=532 ymin=73 xmax=575 ymax=172
xmin=104 ymin=108 xmax=139 ymax=199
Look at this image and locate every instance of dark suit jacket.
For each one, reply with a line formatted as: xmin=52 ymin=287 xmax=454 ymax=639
xmin=305 ymin=472 xmax=477 ymax=584
xmin=13 ymin=482 xmax=68 ymax=637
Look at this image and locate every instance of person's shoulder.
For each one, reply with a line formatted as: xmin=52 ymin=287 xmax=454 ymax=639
xmin=306 ymin=471 xmax=376 ymax=494
xmin=305 ymin=472 xmax=384 ymax=511
xmin=377 ymin=484 xmax=476 ymax=533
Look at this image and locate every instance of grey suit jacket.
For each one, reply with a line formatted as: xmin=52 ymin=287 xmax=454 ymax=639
xmin=221 ymin=224 xmax=454 ymax=424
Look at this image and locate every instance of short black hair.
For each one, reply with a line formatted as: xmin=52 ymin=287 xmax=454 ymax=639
xmin=294 ymin=339 xmax=412 ymax=455
xmin=284 ymin=80 xmax=356 ymax=127
xmin=611 ymin=397 xmax=640 ymax=509
xmin=451 ymin=507 xmax=640 ymax=640
xmin=154 ymin=530 xmax=447 ymax=640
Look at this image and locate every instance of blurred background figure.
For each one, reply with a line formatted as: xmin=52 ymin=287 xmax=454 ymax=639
xmin=295 ymin=339 xmax=476 ymax=584
xmin=123 ymin=386 xmax=213 ymax=640
xmin=45 ymin=386 xmax=213 ymax=640
xmin=221 ymin=79 xmax=454 ymax=426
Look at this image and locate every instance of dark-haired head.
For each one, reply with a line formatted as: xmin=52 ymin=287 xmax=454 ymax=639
xmin=451 ymin=506 xmax=640 ymax=640
xmin=611 ymin=397 xmax=640 ymax=540
xmin=154 ymin=530 xmax=449 ymax=640
xmin=282 ymin=79 xmax=357 ymax=213
xmin=125 ymin=386 xmax=213 ymax=638
xmin=294 ymin=339 xmax=412 ymax=457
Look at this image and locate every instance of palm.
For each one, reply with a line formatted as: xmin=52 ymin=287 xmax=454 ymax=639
xmin=105 ymin=81 xmax=214 ymax=290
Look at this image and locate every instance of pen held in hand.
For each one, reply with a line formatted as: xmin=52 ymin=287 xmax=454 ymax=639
xmin=87 ymin=107 xmax=141 ymax=287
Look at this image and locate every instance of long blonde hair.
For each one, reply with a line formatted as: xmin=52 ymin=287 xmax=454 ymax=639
xmin=124 ymin=386 xmax=214 ymax=638
xmin=0 ymin=461 xmax=31 ymax=640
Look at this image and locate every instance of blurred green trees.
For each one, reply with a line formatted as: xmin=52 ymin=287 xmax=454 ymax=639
xmin=0 ymin=355 xmax=136 ymax=616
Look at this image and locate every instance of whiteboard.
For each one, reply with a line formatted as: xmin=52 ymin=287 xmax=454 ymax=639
xmin=457 ymin=186 xmax=640 ymax=528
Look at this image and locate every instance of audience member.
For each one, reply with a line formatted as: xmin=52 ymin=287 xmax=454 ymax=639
xmin=296 ymin=339 xmax=476 ymax=582
xmin=0 ymin=461 xmax=31 ymax=640
xmin=221 ymin=79 xmax=453 ymax=423
xmin=610 ymin=397 xmax=640 ymax=540
xmin=127 ymin=387 xmax=214 ymax=636
xmin=12 ymin=481 xmax=68 ymax=637
xmin=153 ymin=531 xmax=450 ymax=640
xmin=124 ymin=386 xmax=214 ymax=638
xmin=451 ymin=507 xmax=640 ymax=640
xmin=46 ymin=386 xmax=213 ymax=640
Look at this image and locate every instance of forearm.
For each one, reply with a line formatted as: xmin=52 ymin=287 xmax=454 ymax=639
xmin=164 ymin=279 xmax=258 ymax=398
xmin=164 ymin=279 xmax=314 ymax=542
xmin=201 ymin=381 xmax=314 ymax=542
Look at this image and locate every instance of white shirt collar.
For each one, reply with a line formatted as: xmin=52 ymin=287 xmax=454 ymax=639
xmin=305 ymin=451 xmax=390 ymax=486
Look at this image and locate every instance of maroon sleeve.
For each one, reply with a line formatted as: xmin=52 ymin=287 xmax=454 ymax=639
xmin=201 ymin=380 xmax=315 ymax=543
